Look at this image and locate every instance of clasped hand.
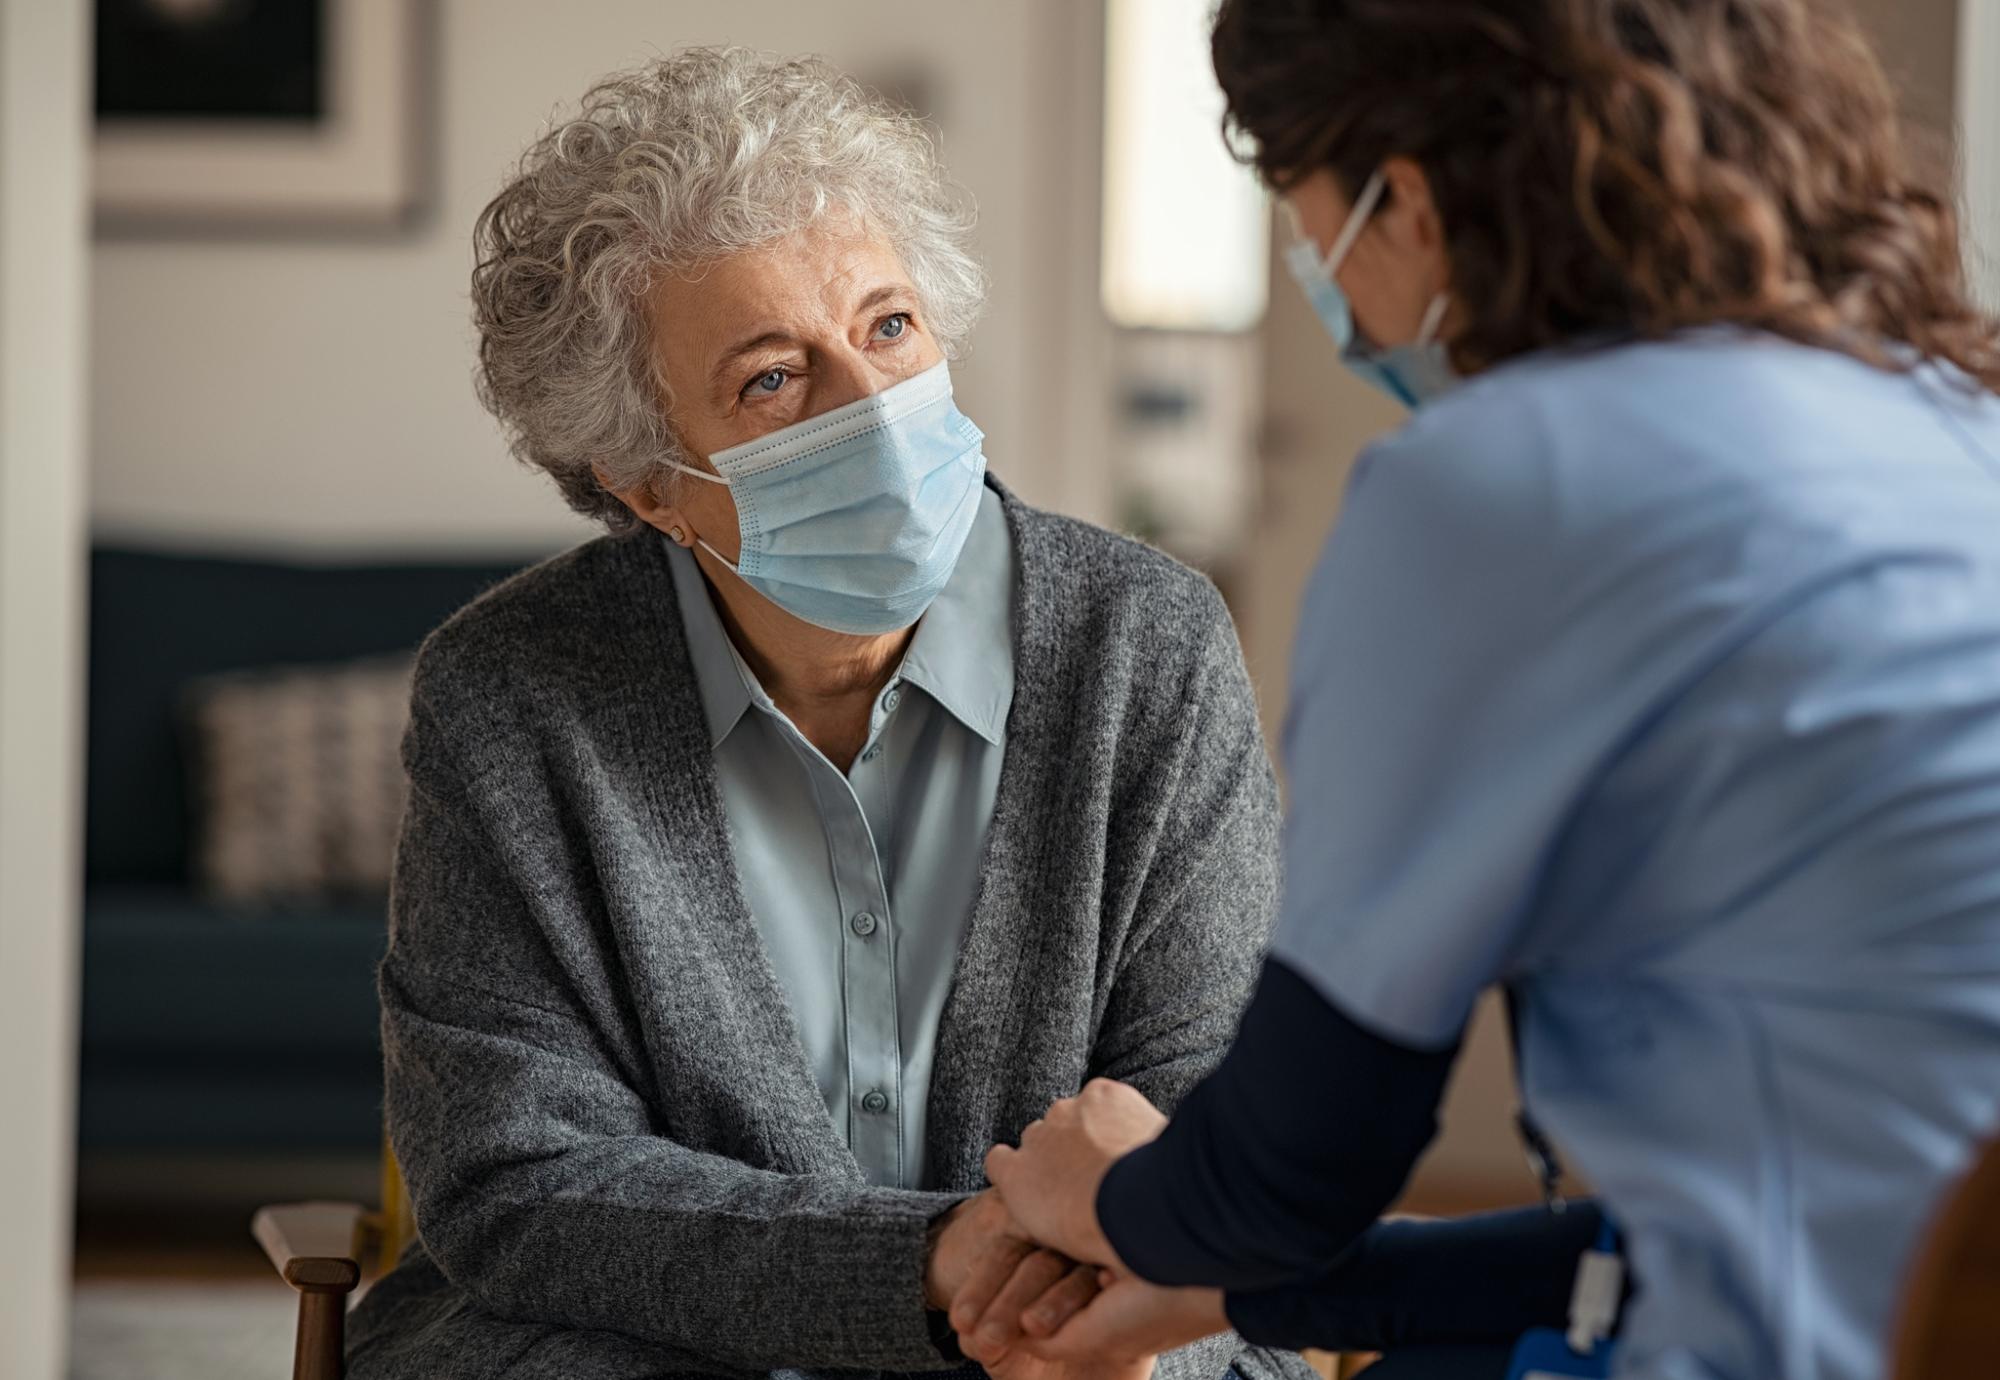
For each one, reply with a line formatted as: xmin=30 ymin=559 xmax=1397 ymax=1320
xmin=924 ymin=1079 xmax=1230 ymax=1377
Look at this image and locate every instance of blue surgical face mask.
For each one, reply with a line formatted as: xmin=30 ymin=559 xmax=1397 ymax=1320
xmin=1283 ymin=168 xmax=1458 ymax=408
xmin=665 ymin=360 xmax=987 ymax=636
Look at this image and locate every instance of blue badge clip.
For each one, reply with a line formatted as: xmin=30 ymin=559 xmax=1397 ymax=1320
xmin=1504 ymin=1326 xmax=1616 ymax=1380
xmin=1506 ymin=1222 xmax=1623 ymax=1380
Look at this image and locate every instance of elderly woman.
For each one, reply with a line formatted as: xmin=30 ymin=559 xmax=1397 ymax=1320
xmin=344 ymin=47 xmax=1315 ymax=1380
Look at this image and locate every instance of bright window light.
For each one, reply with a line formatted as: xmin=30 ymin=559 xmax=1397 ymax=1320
xmin=1101 ymin=0 xmax=1270 ymax=332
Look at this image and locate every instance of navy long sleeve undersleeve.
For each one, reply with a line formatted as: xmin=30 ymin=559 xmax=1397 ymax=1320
xmin=1095 ymin=957 xmax=1459 ymax=1291
xmin=1222 ymin=1204 xmax=1605 ymax=1351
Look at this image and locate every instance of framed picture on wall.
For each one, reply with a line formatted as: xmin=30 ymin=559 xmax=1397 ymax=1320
xmin=92 ymin=0 xmax=428 ymax=234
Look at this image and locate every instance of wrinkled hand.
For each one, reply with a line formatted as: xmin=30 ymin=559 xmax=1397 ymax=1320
xmin=982 ymin=1335 xmax=1158 ymax=1380
xmin=934 ymin=1194 xmax=1156 ymax=1380
xmin=985 ymin=1079 xmax=1168 ymax=1267
xmin=1018 ymin=1272 xmax=1229 ymax=1365
xmin=957 ymin=1251 xmax=1223 ymax=1374
xmin=924 ymin=1189 xmax=1037 ymax=1312
xmin=951 ymin=1243 xmax=1105 ymax=1367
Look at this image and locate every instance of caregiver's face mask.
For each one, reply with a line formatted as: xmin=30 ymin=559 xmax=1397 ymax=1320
xmin=664 ymin=360 xmax=987 ymax=636
xmin=1283 ymin=168 xmax=1458 ymax=408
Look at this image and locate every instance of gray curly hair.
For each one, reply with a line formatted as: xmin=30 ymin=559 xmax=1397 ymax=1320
xmin=471 ymin=47 xmax=988 ymax=531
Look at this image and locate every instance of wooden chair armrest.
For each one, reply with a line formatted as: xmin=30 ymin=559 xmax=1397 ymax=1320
xmin=254 ymin=1202 xmax=373 ymax=1380
xmin=252 ymin=1202 xmax=368 ymax=1291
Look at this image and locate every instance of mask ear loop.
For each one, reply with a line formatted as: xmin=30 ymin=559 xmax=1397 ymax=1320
xmin=659 ymin=459 xmax=743 ymax=574
xmin=1282 ymin=167 xmax=1389 ymax=280
xmin=1321 ymin=168 xmax=1390 ymax=277
xmin=1416 ymin=293 xmax=1452 ymax=349
xmin=663 ymin=459 xmax=729 ymax=485
xmin=693 ymin=540 xmax=742 ymax=575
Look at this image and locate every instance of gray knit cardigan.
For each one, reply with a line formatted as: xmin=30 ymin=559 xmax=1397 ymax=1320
xmin=346 ymin=480 xmax=1317 ymax=1380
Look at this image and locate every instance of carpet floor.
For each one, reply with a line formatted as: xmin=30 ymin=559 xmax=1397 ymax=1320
xmin=70 ymin=1280 xmax=300 ymax=1380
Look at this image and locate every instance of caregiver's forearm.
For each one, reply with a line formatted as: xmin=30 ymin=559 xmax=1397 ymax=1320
xmin=1223 ymin=1204 xmax=1605 ymax=1351
xmin=1095 ymin=958 xmax=1460 ymax=1291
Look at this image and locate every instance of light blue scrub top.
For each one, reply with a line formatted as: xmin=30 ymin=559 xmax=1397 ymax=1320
xmin=1273 ymin=332 xmax=2000 ymax=1380
xmin=665 ymin=485 xmax=1014 ymax=1191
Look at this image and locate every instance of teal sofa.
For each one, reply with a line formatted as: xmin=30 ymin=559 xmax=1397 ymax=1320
xmin=79 ymin=547 xmax=528 ymax=1153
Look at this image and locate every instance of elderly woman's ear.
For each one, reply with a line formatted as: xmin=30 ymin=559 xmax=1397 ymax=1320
xmin=592 ymin=467 xmax=694 ymax=547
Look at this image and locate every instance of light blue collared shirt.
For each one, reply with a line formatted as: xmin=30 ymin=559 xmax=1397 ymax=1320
xmin=1274 ymin=333 xmax=2000 ymax=1380
xmin=665 ymin=485 xmax=1014 ymax=1189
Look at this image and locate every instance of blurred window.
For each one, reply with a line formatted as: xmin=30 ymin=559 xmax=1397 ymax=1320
xmin=1101 ymin=0 xmax=1270 ymax=332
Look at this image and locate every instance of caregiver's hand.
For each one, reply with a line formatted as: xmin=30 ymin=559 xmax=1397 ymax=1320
xmin=984 ymin=1078 xmax=1167 ymax=1267
xmin=949 ymin=1243 xmax=1103 ymax=1365
xmin=951 ymin=1250 xmax=1162 ymax=1380
xmin=982 ymin=1347 xmax=1158 ymax=1380
xmin=1025 ymin=1271 xmax=1230 ymax=1365
xmin=957 ymin=1240 xmax=1230 ymax=1366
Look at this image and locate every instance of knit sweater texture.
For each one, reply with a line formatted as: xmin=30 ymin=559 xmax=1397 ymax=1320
xmin=346 ymin=480 xmax=1317 ymax=1380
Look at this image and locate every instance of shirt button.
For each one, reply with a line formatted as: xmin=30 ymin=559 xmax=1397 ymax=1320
xmin=850 ymin=911 xmax=878 ymax=937
xmin=861 ymin=744 xmax=882 ymax=763
xmin=882 ymin=685 xmax=902 ymax=714
xmin=861 ymin=1089 xmax=890 ymax=1114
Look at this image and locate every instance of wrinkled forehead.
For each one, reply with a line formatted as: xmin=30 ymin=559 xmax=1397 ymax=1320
xmin=646 ymin=215 xmax=918 ymax=373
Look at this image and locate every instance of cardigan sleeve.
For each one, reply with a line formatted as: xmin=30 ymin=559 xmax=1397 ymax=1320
xmin=380 ymin=701 xmax=964 ymax=1373
xmin=1081 ymin=582 xmax=1308 ymax=1380
xmin=1088 ymin=581 xmax=1283 ymax=1104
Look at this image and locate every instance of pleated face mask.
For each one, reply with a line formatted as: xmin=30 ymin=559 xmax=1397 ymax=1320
xmin=1283 ymin=169 xmax=1459 ymax=409
xmin=665 ymin=360 xmax=988 ymax=636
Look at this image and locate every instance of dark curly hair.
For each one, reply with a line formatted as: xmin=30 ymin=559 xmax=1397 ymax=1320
xmin=1212 ymin=0 xmax=2000 ymax=391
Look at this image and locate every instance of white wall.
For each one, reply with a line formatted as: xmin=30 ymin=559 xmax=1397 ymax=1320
xmin=1852 ymin=0 xmax=1960 ymax=141
xmin=1959 ymin=0 xmax=2000 ymax=308
xmin=89 ymin=0 xmax=1101 ymax=557
xmin=0 ymin=1 xmax=89 ymax=1376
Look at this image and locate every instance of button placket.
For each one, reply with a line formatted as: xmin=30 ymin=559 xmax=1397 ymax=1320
xmin=817 ymin=765 xmax=901 ymax=1187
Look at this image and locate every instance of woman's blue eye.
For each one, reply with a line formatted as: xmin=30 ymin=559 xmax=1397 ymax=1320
xmin=876 ymin=313 xmax=909 ymax=341
xmin=749 ymin=369 xmax=787 ymax=395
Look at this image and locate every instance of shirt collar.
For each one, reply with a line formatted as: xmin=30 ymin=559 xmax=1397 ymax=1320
xmin=896 ymin=484 xmax=1015 ymax=746
xmin=661 ymin=482 xmax=1016 ymax=750
xmin=664 ymin=539 xmax=754 ymax=749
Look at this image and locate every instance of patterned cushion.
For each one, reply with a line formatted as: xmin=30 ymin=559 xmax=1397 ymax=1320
xmin=183 ymin=655 xmax=414 ymax=903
